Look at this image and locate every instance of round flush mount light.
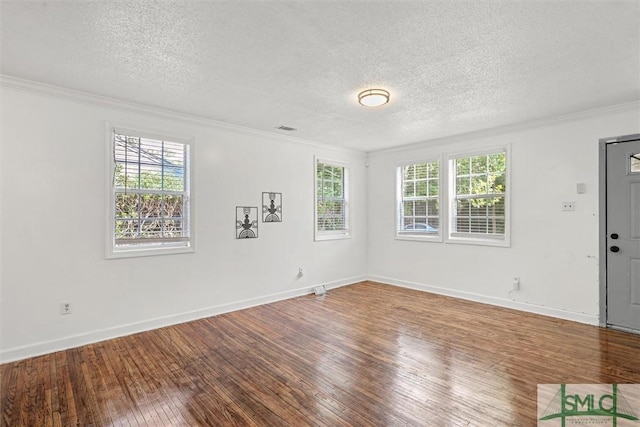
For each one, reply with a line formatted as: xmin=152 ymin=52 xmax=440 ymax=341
xmin=358 ymin=88 xmax=390 ymax=107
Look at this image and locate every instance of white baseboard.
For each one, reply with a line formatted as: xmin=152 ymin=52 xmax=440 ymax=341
xmin=4 ymin=274 xmax=596 ymax=363
xmin=0 ymin=275 xmax=366 ymax=364
xmin=367 ymin=275 xmax=600 ymax=326
xmin=324 ymin=275 xmax=366 ymax=291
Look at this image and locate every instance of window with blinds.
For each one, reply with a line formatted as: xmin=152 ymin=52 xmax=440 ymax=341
xmin=109 ymin=128 xmax=192 ymax=257
xmin=631 ymin=153 xmax=640 ymax=173
xmin=450 ymin=150 xmax=506 ymax=239
xmin=397 ymin=161 xmax=440 ymax=239
xmin=315 ymin=158 xmax=350 ymax=240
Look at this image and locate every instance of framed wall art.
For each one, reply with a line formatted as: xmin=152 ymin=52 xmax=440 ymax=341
xmin=262 ymin=192 xmax=282 ymax=222
xmin=236 ymin=206 xmax=258 ymax=239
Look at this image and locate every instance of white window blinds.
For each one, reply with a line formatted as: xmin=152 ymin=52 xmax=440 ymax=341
xmin=397 ymin=161 xmax=440 ymax=236
xmin=450 ymin=150 xmax=506 ymax=238
xmin=316 ymin=159 xmax=349 ymax=239
xmin=112 ymin=129 xmax=191 ymax=250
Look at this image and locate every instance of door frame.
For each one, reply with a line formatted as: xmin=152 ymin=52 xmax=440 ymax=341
xmin=598 ymin=133 xmax=640 ymax=328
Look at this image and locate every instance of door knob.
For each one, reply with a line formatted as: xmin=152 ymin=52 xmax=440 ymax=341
xmin=610 ymin=246 xmax=620 ymax=253
xmin=611 ymin=233 xmax=619 ymax=239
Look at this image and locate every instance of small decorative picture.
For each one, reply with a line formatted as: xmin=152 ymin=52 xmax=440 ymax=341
xmin=262 ymin=192 xmax=282 ymax=222
xmin=236 ymin=206 xmax=258 ymax=239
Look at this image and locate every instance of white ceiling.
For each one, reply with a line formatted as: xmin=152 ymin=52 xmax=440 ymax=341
xmin=1 ymin=1 xmax=639 ymax=152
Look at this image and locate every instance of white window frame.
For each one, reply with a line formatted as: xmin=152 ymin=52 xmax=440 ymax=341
xmin=314 ymin=156 xmax=351 ymax=241
xmin=105 ymin=123 xmax=195 ymax=258
xmin=446 ymin=146 xmax=510 ymax=247
xmin=395 ymin=158 xmax=443 ymax=242
xmin=630 ymin=152 xmax=640 ymax=174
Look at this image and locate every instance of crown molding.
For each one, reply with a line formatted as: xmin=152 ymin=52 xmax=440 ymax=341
xmin=369 ymin=99 xmax=640 ymax=156
xmin=3 ymin=74 xmax=636 ymax=158
xmin=0 ymin=74 xmax=365 ymax=156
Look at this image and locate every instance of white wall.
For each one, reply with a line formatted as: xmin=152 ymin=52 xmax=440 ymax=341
xmin=2 ymin=79 xmax=638 ymax=364
xmin=0 ymin=83 xmax=368 ymax=362
xmin=367 ymin=104 xmax=640 ymax=324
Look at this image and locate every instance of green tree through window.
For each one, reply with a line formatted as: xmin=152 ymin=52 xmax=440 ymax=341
xmin=452 ymin=151 xmax=506 ymax=236
xmin=112 ymin=131 xmax=191 ymax=252
xmin=398 ymin=161 xmax=440 ymax=235
xmin=316 ymin=160 xmax=349 ymax=238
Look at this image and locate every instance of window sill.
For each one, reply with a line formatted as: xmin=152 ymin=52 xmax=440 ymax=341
xmin=106 ymin=245 xmax=194 ymax=259
xmin=445 ymin=234 xmax=510 ymax=248
xmin=314 ymin=233 xmax=351 ymax=242
xmin=395 ymin=233 xmax=442 ymax=243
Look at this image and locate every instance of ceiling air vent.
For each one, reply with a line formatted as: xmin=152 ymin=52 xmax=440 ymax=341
xmin=276 ymin=125 xmax=297 ymax=132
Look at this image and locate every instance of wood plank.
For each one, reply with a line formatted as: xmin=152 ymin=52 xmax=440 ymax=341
xmin=2 ymin=281 xmax=640 ymax=426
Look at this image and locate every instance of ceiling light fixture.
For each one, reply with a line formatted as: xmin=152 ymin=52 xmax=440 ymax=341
xmin=358 ymin=89 xmax=390 ymax=107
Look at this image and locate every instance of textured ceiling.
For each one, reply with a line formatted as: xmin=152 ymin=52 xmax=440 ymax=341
xmin=1 ymin=1 xmax=639 ymax=151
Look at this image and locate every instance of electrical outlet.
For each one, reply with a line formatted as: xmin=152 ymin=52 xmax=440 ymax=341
xmin=298 ymin=267 xmax=304 ymax=277
xmin=60 ymin=301 xmax=72 ymax=315
xmin=512 ymin=277 xmax=520 ymax=291
xmin=562 ymin=201 xmax=575 ymax=211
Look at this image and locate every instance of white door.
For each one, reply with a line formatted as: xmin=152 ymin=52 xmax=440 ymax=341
xmin=606 ymin=137 xmax=640 ymax=331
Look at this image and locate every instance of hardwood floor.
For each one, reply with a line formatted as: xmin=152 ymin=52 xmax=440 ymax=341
xmin=2 ymin=281 xmax=640 ymax=426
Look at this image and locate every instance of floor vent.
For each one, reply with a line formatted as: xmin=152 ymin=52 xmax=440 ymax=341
xmin=313 ymin=285 xmax=326 ymax=296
